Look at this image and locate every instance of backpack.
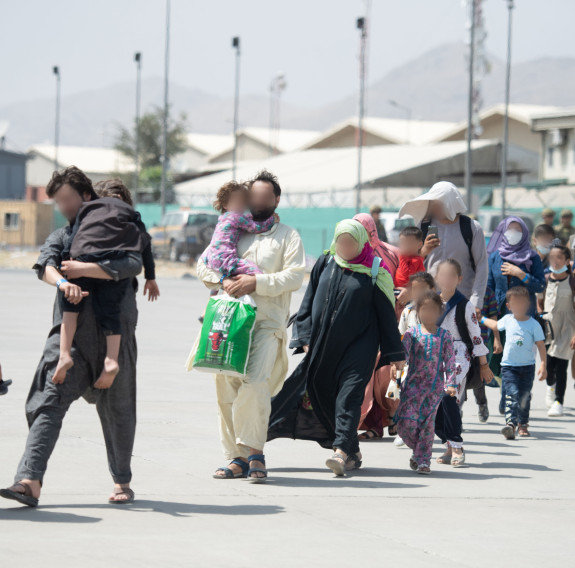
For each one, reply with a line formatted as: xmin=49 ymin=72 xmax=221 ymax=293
xmin=421 ymin=215 xmax=476 ymax=273
xmin=454 ymin=298 xmax=483 ymax=391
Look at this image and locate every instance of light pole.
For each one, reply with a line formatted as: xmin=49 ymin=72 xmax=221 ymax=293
xmin=160 ymin=0 xmax=171 ymax=217
xmin=355 ymin=16 xmax=367 ymax=214
xmin=388 ymin=99 xmax=412 ymax=143
xmin=501 ymin=0 xmax=514 ymax=217
xmin=133 ymin=52 xmax=142 ymax=206
xmin=268 ymin=73 xmax=286 ymax=157
xmin=464 ymin=0 xmax=477 ymax=211
xmin=231 ymin=37 xmax=241 ymax=179
xmin=53 ymin=66 xmax=61 ymax=171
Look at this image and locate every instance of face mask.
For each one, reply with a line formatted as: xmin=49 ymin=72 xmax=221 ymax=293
xmin=536 ymin=244 xmax=551 ymax=256
xmin=550 ymin=265 xmax=569 ymax=275
xmin=504 ymin=229 xmax=522 ymax=246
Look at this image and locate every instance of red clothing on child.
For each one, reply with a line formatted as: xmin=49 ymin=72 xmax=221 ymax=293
xmin=394 ymin=255 xmax=425 ymax=287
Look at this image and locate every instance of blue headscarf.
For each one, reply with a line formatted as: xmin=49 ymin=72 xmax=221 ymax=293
xmin=487 ymin=216 xmax=535 ymax=269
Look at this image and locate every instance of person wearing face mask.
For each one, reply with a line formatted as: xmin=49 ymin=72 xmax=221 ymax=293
xmin=487 ymin=217 xmax=546 ymax=404
xmin=532 ymin=224 xmax=556 ymax=273
xmin=538 ymin=244 xmax=575 ymax=417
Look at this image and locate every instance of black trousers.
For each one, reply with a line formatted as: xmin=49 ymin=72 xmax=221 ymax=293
xmin=59 ymin=252 xmax=130 ymax=335
xmin=435 ymin=394 xmax=463 ymax=445
xmin=546 ymin=355 xmax=569 ymax=404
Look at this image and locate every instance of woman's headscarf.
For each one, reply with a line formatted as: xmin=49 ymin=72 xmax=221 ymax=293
xmin=327 ymin=219 xmax=395 ymax=304
xmin=487 ymin=215 xmax=535 ymax=269
xmin=398 ymin=181 xmax=467 ymax=226
xmin=353 ymin=213 xmax=397 ymax=277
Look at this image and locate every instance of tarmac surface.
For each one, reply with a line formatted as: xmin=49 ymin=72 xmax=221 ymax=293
xmin=0 ymin=269 xmax=574 ymax=567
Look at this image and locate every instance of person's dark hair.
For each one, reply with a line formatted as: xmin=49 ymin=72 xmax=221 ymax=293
xmin=551 ymin=243 xmax=572 ymax=261
xmin=94 ymin=178 xmax=133 ymax=206
xmin=533 ymin=223 xmax=556 ymax=239
xmin=409 ymin=271 xmax=435 ymax=289
xmin=506 ymin=285 xmax=530 ymax=302
xmin=437 ymin=258 xmax=462 ymax=278
xmin=400 ymin=226 xmax=423 ymax=241
xmin=249 ymin=169 xmax=281 ymax=197
xmin=213 ymin=181 xmax=248 ymax=213
xmin=416 ymin=290 xmax=444 ymax=313
xmin=46 ymin=166 xmax=98 ymax=200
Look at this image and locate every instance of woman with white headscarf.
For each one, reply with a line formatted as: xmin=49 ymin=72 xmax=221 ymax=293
xmin=399 ymin=181 xmax=488 ymax=310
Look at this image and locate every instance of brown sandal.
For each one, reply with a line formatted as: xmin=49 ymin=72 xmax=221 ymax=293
xmin=0 ymin=482 xmax=39 ymax=508
xmin=108 ymin=487 xmax=135 ymax=504
xmin=359 ymin=429 xmax=381 ymax=441
xmin=518 ymin=425 xmax=530 ymax=437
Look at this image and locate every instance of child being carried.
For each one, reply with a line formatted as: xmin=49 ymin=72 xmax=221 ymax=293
xmin=202 ymin=181 xmax=276 ymax=281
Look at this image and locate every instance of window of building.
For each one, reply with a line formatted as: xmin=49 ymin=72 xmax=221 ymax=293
xmin=3 ymin=212 xmax=20 ymax=230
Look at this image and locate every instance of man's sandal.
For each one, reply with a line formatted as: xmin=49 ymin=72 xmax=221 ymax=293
xmin=213 ymin=459 xmax=249 ymax=479
xmin=358 ymin=429 xmax=381 ymax=441
xmin=0 ymin=482 xmax=39 ymax=508
xmin=326 ymin=453 xmax=347 ymax=476
xmin=345 ymin=453 xmax=362 ymax=471
xmin=108 ymin=487 xmax=135 ymax=504
xmin=247 ymin=454 xmax=267 ymax=484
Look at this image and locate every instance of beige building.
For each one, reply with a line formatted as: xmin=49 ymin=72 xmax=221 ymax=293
xmin=0 ymin=201 xmax=53 ymax=246
xmin=531 ymin=109 xmax=575 ymax=183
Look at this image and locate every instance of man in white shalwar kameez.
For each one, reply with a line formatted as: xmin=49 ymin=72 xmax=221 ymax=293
xmin=196 ymin=170 xmax=305 ymax=482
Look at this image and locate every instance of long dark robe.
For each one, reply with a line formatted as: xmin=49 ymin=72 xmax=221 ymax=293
xmin=268 ymin=253 xmax=404 ymax=449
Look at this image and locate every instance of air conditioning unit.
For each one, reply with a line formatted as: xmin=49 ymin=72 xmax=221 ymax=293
xmin=550 ymin=128 xmax=567 ymax=147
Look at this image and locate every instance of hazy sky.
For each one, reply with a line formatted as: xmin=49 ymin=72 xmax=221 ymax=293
xmin=1 ymin=0 xmax=573 ymax=108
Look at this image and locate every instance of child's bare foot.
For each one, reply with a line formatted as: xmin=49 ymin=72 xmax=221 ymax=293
xmin=94 ymin=358 xmax=119 ymax=389
xmin=53 ymin=355 xmax=74 ymax=384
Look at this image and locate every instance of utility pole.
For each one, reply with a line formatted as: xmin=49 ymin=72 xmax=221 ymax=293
xmin=160 ymin=0 xmax=171 ymax=217
xmin=231 ymin=37 xmax=241 ymax=179
xmin=465 ymin=0 xmax=477 ymax=211
xmin=501 ymin=0 xmax=514 ymax=217
xmin=355 ymin=16 xmax=367 ymax=214
xmin=53 ymin=66 xmax=61 ymax=171
xmin=133 ymin=52 xmax=142 ymax=206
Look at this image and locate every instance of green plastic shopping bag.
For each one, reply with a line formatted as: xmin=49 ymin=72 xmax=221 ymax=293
xmin=189 ymin=293 xmax=257 ymax=378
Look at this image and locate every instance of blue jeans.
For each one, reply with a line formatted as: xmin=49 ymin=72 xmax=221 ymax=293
xmin=501 ymin=365 xmax=535 ymax=426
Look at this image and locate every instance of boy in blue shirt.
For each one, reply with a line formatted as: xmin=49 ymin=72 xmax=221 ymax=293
xmin=482 ymin=286 xmax=546 ymax=439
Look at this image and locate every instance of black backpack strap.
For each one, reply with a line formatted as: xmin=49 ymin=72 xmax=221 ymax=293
xmin=455 ymin=299 xmax=474 ymax=357
xmin=459 ymin=215 xmax=476 ymax=273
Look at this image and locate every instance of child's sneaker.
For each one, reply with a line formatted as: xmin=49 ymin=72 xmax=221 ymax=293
xmin=546 ymin=385 xmax=556 ymax=408
xmin=478 ymin=404 xmax=489 ymax=423
xmin=394 ymin=435 xmax=405 ymax=448
xmin=548 ymin=401 xmax=564 ymax=417
xmin=501 ymin=423 xmax=516 ymax=440
xmin=0 ymin=379 xmax=12 ymax=396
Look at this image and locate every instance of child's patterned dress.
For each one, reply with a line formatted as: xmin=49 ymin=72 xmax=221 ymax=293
xmin=202 ymin=212 xmax=275 ymax=278
xmin=394 ymin=325 xmax=456 ymax=468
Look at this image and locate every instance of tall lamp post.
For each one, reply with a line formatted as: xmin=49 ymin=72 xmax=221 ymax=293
xmin=268 ymin=73 xmax=286 ymax=157
xmin=355 ymin=16 xmax=367 ymax=214
xmin=501 ymin=0 xmax=514 ymax=217
xmin=133 ymin=52 xmax=142 ymax=206
xmin=465 ymin=0 xmax=477 ymax=211
xmin=388 ymin=99 xmax=412 ymax=143
xmin=231 ymin=37 xmax=241 ymax=179
xmin=53 ymin=66 xmax=61 ymax=171
xmin=160 ymin=0 xmax=171 ymax=217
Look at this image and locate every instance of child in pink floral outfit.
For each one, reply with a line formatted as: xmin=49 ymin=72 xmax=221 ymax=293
xmin=203 ymin=181 xmax=275 ymax=280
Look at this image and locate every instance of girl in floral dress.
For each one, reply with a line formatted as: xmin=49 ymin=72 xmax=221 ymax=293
xmin=202 ymin=181 xmax=276 ymax=280
xmin=435 ymin=259 xmax=493 ymax=467
xmin=392 ymin=291 xmax=457 ymax=474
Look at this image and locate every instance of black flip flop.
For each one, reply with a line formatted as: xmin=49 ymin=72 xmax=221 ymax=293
xmin=0 ymin=379 xmax=12 ymax=396
xmin=0 ymin=482 xmax=39 ymax=507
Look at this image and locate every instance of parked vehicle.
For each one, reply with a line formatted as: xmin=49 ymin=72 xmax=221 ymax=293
xmin=149 ymin=209 xmax=218 ymax=262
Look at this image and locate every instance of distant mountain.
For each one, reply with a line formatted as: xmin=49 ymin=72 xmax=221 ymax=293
xmin=2 ymin=43 xmax=575 ymax=149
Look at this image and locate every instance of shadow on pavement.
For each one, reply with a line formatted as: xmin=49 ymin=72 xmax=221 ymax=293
xmin=0 ymin=507 xmax=101 ymax=523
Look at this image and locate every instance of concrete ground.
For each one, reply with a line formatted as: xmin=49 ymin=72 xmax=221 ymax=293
xmin=0 ymin=269 xmax=574 ymax=567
